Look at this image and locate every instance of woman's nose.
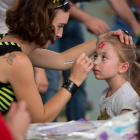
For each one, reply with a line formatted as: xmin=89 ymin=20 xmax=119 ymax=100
xmin=56 ymin=29 xmax=63 ymax=38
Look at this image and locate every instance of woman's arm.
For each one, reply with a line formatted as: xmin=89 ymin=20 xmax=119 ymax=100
xmin=7 ymin=52 xmax=93 ymax=123
xmin=29 ymin=30 xmax=133 ymax=70
xmin=29 ymin=38 xmax=97 ymax=70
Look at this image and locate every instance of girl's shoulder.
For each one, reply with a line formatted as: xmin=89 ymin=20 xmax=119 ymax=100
xmin=101 ymin=87 xmax=110 ymax=97
xmin=120 ymin=82 xmax=139 ymax=100
xmin=102 ymin=87 xmax=110 ymax=94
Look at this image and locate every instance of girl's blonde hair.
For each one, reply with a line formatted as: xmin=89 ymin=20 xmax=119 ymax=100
xmin=99 ymin=35 xmax=140 ymax=91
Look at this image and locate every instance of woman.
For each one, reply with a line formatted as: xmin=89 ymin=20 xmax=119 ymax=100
xmin=0 ymin=0 xmax=132 ymax=122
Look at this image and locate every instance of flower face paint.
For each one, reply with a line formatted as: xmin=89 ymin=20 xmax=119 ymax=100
xmin=98 ymin=42 xmax=105 ymax=49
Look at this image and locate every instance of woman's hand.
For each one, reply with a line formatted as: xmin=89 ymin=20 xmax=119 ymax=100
xmin=34 ymin=68 xmax=49 ymax=94
xmin=69 ymin=53 xmax=93 ymax=86
xmin=101 ymin=29 xmax=133 ymax=46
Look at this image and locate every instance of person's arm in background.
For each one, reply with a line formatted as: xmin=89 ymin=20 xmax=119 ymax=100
xmin=69 ymin=1 xmax=109 ymax=35
xmin=34 ymin=68 xmax=49 ymax=94
xmin=108 ymin=0 xmax=140 ymax=36
xmin=5 ymin=101 xmax=30 ymax=140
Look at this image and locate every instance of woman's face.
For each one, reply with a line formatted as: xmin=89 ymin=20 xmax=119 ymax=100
xmin=43 ymin=9 xmax=69 ymax=49
xmin=53 ymin=9 xmax=69 ymax=39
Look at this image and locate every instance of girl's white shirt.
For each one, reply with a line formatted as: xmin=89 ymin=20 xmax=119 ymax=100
xmin=98 ymin=81 xmax=140 ymax=120
xmin=0 ymin=0 xmax=14 ymax=34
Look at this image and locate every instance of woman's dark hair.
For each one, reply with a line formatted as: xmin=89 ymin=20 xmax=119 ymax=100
xmin=6 ymin=0 xmax=66 ymax=47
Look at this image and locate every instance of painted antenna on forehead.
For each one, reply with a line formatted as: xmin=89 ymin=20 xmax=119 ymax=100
xmin=53 ymin=0 xmax=59 ymax=3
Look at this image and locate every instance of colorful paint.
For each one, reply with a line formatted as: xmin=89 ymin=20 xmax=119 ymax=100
xmin=98 ymin=42 xmax=105 ymax=49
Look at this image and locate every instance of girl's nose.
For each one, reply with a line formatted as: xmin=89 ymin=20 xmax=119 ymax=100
xmin=93 ymin=58 xmax=98 ymax=66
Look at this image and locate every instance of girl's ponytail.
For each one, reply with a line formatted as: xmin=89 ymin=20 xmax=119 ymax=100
xmin=128 ymin=62 xmax=140 ymax=91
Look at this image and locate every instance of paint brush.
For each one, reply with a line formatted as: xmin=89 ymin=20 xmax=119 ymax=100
xmin=64 ymin=57 xmax=94 ymax=64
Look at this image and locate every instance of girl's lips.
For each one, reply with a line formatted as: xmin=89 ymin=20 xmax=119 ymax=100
xmin=93 ymin=69 xmax=100 ymax=74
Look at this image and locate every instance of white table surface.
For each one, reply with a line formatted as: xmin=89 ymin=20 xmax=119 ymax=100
xmin=26 ymin=120 xmax=107 ymax=140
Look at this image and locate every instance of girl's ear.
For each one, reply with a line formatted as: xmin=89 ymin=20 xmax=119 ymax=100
xmin=119 ymin=62 xmax=129 ymax=74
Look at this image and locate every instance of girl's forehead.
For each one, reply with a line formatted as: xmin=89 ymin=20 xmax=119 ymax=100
xmin=96 ymin=41 xmax=113 ymax=52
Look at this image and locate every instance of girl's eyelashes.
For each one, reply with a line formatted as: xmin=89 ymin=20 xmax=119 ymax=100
xmin=102 ymin=55 xmax=107 ymax=60
xmin=94 ymin=54 xmax=107 ymax=60
xmin=94 ymin=55 xmax=97 ymax=59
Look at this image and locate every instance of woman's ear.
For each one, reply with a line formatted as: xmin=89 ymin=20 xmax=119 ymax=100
xmin=119 ymin=62 xmax=129 ymax=74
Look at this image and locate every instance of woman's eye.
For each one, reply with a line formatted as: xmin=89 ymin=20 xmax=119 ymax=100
xmin=58 ymin=26 xmax=62 ymax=30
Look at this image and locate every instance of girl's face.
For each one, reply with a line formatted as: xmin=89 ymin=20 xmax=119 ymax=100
xmin=93 ymin=41 xmax=121 ymax=80
xmin=43 ymin=9 xmax=69 ymax=49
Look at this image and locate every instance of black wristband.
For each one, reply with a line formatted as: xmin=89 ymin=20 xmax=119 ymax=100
xmin=62 ymin=79 xmax=78 ymax=96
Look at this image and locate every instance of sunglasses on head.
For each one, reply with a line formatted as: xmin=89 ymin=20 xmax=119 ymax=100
xmin=54 ymin=0 xmax=70 ymax=12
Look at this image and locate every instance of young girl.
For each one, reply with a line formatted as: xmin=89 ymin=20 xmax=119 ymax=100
xmin=93 ymin=35 xmax=140 ymax=120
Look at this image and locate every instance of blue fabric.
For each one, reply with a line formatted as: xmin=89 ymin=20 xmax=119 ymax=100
xmin=112 ymin=15 xmax=135 ymax=38
xmin=111 ymin=2 xmax=138 ymax=38
xmin=41 ymin=18 xmax=87 ymax=122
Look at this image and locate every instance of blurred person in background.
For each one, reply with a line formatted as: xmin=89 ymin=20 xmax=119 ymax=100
xmin=112 ymin=0 xmax=140 ymax=42
xmin=0 ymin=101 xmax=30 ymax=140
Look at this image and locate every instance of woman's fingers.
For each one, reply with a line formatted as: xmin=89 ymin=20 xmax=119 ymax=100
xmin=128 ymin=36 xmax=133 ymax=46
xmin=109 ymin=29 xmax=134 ymax=45
xmin=81 ymin=56 xmax=88 ymax=65
xmin=109 ymin=29 xmax=124 ymax=43
xmin=84 ymin=57 xmax=92 ymax=68
xmin=124 ymin=34 xmax=129 ymax=45
xmin=70 ymin=53 xmax=93 ymax=86
xmin=86 ymin=61 xmax=94 ymax=73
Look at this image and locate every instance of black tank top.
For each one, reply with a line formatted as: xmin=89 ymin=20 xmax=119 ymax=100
xmin=0 ymin=33 xmax=22 ymax=115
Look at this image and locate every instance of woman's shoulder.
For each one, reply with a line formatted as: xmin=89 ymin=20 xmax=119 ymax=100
xmin=1 ymin=51 xmax=32 ymax=73
xmin=0 ymin=51 xmax=33 ymax=86
xmin=9 ymin=52 xmax=32 ymax=68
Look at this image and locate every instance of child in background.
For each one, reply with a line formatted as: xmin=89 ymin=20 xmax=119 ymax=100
xmin=93 ymin=35 xmax=140 ymax=120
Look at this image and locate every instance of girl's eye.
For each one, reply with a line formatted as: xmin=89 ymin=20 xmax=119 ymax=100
xmin=103 ymin=55 xmax=107 ymax=60
xmin=94 ymin=55 xmax=97 ymax=59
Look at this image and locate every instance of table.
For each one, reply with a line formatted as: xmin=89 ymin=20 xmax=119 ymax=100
xmin=26 ymin=120 xmax=107 ymax=140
